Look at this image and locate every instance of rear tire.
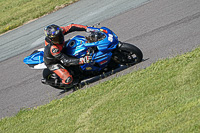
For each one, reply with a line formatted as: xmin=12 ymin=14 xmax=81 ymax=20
xmin=43 ymin=68 xmax=53 ymax=79
xmin=112 ymin=42 xmax=143 ymax=65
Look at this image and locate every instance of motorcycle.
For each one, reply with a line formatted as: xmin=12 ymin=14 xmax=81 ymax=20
xmin=23 ymin=26 xmax=143 ymax=89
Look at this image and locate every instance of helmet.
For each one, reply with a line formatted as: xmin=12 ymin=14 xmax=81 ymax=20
xmin=44 ymin=24 xmax=64 ymax=44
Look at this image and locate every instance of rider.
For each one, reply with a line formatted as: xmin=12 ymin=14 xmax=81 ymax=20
xmin=43 ymin=24 xmax=92 ymax=85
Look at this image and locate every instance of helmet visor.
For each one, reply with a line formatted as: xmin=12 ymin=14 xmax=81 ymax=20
xmin=51 ymin=33 xmax=64 ymax=44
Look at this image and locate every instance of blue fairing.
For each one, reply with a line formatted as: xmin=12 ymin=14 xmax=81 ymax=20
xmin=23 ymin=49 xmax=44 ymax=64
xmin=64 ymin=27 xmax=119 ymax=71
xmin=23 ymin=27 xmax=119 ymax=71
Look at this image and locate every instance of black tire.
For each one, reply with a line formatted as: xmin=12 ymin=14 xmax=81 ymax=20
xmin=112 ymin=42 xmax=143 ymax=65
xmin=43 ymin=68 xmax=53 ymax=79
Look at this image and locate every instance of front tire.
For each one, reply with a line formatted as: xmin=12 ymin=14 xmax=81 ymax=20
xmin=112 ymin=42 xmax=143 ymax=65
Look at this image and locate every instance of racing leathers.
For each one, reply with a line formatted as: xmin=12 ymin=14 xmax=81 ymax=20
xmin=43 ymin=24 xmax=90 ymax=85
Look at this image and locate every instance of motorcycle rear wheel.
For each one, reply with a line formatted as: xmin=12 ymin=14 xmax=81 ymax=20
xmin=112 ymin=42 xmax=143 ymax=65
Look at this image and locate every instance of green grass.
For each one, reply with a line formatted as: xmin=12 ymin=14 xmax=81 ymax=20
xmin=0 ymin=47 xmax=200 ymax=133
xmin=0 ymin=0 xmax=79 ymax=34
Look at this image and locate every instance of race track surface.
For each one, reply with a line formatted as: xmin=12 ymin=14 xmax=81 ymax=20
xmin=0 ymin=0 xmax=200 ymax=119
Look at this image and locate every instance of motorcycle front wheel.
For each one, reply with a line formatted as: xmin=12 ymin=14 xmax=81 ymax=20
xmin=112 ymin=42 xmax=143 ymax=65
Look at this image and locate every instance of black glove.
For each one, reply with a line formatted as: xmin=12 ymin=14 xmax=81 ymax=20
xmin=60 ymin=54 xmax=80 ymax=66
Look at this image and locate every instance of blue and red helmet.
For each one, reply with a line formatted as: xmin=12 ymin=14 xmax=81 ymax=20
xmin=44 ymin=24 xmax=64 ymax=44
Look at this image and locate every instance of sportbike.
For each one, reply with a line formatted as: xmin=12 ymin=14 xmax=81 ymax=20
xmin=24 ymin=26 xmax=143 ymax=89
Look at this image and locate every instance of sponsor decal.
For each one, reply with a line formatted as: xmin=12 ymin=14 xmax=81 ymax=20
xmin=52 ymin=48 xmax=59 ymax=53
xmin=100 ymin=60 xmax=107 ymax=65
xmin=86 ymin=67 xmax=92 ymax=70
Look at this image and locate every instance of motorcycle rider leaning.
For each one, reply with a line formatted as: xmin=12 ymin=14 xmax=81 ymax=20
xmin=43 ymin=24 xmax=92 ymax=86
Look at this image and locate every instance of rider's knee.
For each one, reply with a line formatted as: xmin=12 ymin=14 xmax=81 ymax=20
xmin=62 ymin=76 xmax=73 ymax=84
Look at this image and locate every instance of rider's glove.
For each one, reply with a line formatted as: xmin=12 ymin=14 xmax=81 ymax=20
xmin=79 ymin=56 xmax=92 ymax=64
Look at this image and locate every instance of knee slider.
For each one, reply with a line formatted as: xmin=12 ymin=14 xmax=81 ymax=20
xmin=64 ymin=76 xmax=73 ymax=84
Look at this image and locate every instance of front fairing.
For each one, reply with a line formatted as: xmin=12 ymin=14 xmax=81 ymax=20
xmin=63 ymin=27 xmax=119 ymax=71
xmin=83 ymin=27 xmax=119 ymax=52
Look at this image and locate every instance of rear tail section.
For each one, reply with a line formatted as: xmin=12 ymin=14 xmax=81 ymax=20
xmin=23 ymin=48 xmax=47 ymax=69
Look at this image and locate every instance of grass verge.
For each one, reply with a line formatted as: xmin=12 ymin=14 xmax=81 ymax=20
xmin=0 ymin=47 xmax=200 ymax=133
xmin=0 ymin=0 xmax=79 ymax=35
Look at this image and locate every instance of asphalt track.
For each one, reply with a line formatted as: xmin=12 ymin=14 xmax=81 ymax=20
xmin=1 ymin=0 xmax=200 ymax=119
